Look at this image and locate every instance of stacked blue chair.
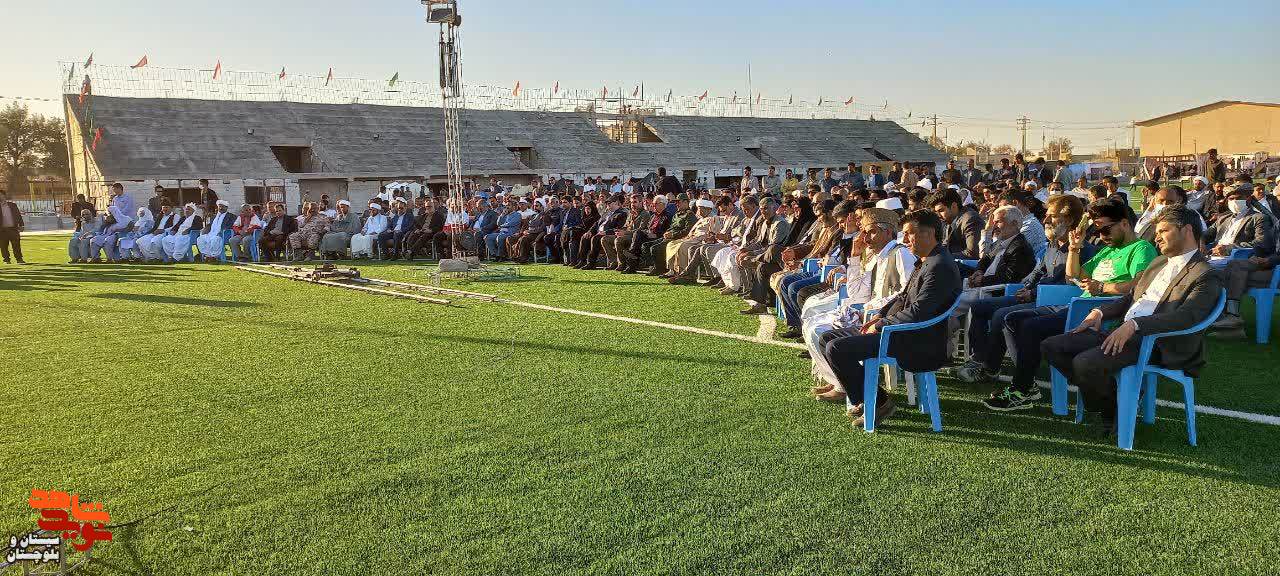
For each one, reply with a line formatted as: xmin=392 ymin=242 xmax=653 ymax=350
xmin=1109 ymin=289 xmax=1227 ymax=450
xmin=246 ymin=229 xmax=263 ymax=262
xmin=1246 ymin=267 xmax=1280 ymax=344
xmin=777 ymin=258 xmax=823 ymax=320
xmin=860 ymin=296 xmax=963 ymax=433
xmin=183 ymin=230 xmax=202 ymax=262
xmin=217 ymin=229 xmax=234 ymax=262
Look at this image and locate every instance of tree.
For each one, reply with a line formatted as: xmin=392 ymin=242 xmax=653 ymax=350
xmin=992 ymin=144 xmax=1017 ymax=156
xmin=0 ymin=102 xmax=67 ymax=195
xmin=1044 ymin=137 xmax=1073 ymax=160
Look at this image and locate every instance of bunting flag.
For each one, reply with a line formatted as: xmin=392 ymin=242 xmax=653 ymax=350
xmin=632 ymin=85 xmax=639 ymax=98
xmin=388 ymin=72 xmax=400 ymax=88
xmin=326 ymin=67 xmax=334 ymax=86
xmin=698 ymin=90 xmax=708 ymax=102
xmin=66 ymin=65 xmax=76 ymax=84
xmin=512 ymin=80 xmax=521 ymax=97
xmin=91 ymin=127 xmax=103 ymax=151
xmin=78 ymin=76 xmax=91 ymax=106
xmin=553 ymin=81 xmax=559 ymax=95
xmin=130 ymin=55 xmax=148 ymax=69
xmin=278 ymin=67 xmax=287 ymax=80
xmin=84 ymin=52 xmax=94 ymax=68
xmin=844 ymin=96 xmax=855 ymax=106
xmin=212 ymin=60 xmax=222 ymax=80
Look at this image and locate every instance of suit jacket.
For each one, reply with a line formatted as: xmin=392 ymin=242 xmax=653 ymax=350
xmin=945 ymin=208 xmax=984 ymax=260
xmin=1097 ymin=252 xmax=1223 ymax=376
xmin=878 ymin=245 xmax=962 ymax=372
xmin=264 ymin=214 xmax=298 ymax=236
xmin=1209 ymin=210 xmax=1273 ymax=256
xmin=0 ymin=201 xmax=24 ymax=229
xmin=975 ymin=233 xmax=1036 ymax=286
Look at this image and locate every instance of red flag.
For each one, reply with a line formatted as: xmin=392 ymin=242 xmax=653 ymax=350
xmin=844 ymin=96 xmax=855 ymax=106
xmin=91 ymin=128 xmax=103 ymax=151
xmin=212 ymin=60 xmax=222 ymax=80
xmin=553 ymin=81 xmax=559 ymax=95
xmin=84 ymin=52 xmax=94 ymax=68
xmin=278 ymin=67 xmax=286 ymax=80
xmin=698 ymin=90 xmax=708 ymax=102
xmin=79 ymin=76 xmax=91 ymax=106
xmin=512 ymin=81 xmax=521 ymax=97
xmin=325 ymin=67 xmax=334 ymax=86
xmin=632 ymin=85 xmax=639 ymax=97
xmin=130 ymin=55 xmax=148 ymax=69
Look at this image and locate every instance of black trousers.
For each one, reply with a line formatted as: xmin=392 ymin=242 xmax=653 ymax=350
xmin=749 ymin=260 xmax=783 ymax=303
xmin=820 ymin=328 xmax=887 ymax=406
xmin=0 ymin=228 xmax=21 ymax=262
xmin=1041 ymin=329 xmax=1145 ymax=420
xmin=642 ymin=239 xmax=669 ymax=272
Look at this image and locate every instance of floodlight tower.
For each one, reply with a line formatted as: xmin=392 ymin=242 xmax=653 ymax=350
xmin=423 ymin=0 xmax=465 ymax=215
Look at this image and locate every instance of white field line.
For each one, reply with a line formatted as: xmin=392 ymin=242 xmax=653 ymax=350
xmin=993 ymin=374 xmax=1280 ymax=426
xmin=240 ymin=267 xmax=1280 ymax=426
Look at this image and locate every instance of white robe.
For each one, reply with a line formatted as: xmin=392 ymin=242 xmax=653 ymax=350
xmin=162 ymin=214 xmax=199 ymax=260
xmin=196 ymin=212 xmax=232 ymax=257
xmin=119 ymin=216 xmax=154 ymax=256
xmin=350 ymin=213 xmax=388 ymax=258
xmin=710 ymin=245 xmax=743 ymax=290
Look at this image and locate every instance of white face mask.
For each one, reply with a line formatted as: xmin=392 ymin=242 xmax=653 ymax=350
xmin=1228 ymin=199 xmax=1248 ymax=215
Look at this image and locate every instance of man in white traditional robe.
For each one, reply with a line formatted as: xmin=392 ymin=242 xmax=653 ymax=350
xmin=162 ymin=204 xmax=203 ymax=262
xmin=138 ymin=203 xmax=178 ymax=262
xmin=196 ymin=200 xmax=235 ymax=261
xmin=118 ymin=207 xmax=155 ymax=261
xmin=350 ymin=203 xmax=388 ymax=258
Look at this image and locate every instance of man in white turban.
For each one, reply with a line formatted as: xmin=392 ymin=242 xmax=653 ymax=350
xmin=350 ymin=203 xmax=388 ymax=258
xmin=196 ymin=199 xmax=235 ymax=261
xmin=162 ymin=204 xmax=203 ymax=262
xmin=137 ymin=201 xmax=178 ymax=262
xmin=118 ymin=206 xmax=155 ymax=261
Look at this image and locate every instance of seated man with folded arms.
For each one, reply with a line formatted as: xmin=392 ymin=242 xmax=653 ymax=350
xmin=485 ymin=197 xmax=523 ymax=262
xmin=259 ymin=203 xmax=296 ymax=262
xmin=136 ymin=202 xmax=178 ymax=262
xmin=619 ymin=195 xmax=671 ymax=273
xmin=956 ymin=195 xmax=1092 ymax=384
xmin=807 ymin=208 xmax=915 ymax=402
xmin=350 ymin=203 xmax=388 ymax=259
xmin=738 ymin=196 xmax=792 ymax=311
xmin=1205 ymin=183 xmax=1273 ymax=267
xmin=978 ymin=197 xmax=1158 ymax=411
xmin=196 ymin=200 xmax=236 ymax=262
xmin=605 ymin=195 xmax=650 ymax=271
xmin=289 ymin=202 xmax=333 ymax=261
xmin=403 ymin=196 xmax=446 ymax=260
xmin=813 ymin=210 xmax=960 ymax=428
xmin=317 ymin=200 xmax=358 ymax=260
xmin=161 ymin=203 xmax=203 ymax=262
xmin=1042 ymin=206 xmax=1222 ymax=437
xmin=576 ymin=195 xmax=628 ymax=269
xmin=1214 ymin=208 xmax=1280 ymax=333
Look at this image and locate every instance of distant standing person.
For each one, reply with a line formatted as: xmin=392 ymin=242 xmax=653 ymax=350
xmin=198 ymin=179 xmax=219 ymax=212
xmin=0 ymin=191 xmax=25 ymax=264
xmin=1203 ymin=149 xmax=1227 ymax=184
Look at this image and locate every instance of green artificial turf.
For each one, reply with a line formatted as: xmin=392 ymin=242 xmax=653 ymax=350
xmin=2 ymin=234 xmax=1279 ymax=575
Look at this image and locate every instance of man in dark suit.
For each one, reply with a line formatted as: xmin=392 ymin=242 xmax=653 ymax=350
xmin=967 ymin=205 xmax=1036 ymax=287
xmin=1207 ymin=183 xmax=1273 ymax=258
xmin=818 ymin=210 xmax=962 ymax=428
xmin=0 ymin=191 xmax=25 ymax=264
xmin=928 ymin=189 xmax=983 ymax=261
xmin=260 ymin=202 xmax=298 ymax=262
xmin=961 ymin=159 xmax=984 ymax=189
xmin=1042 ymin=206 xmax=1222 ymax=436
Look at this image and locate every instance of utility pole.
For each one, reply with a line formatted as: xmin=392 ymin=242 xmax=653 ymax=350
xmin=1016 ymin=116 xmax=1029 ymax=155
xmin=929 ymin=115 xmax=939 ymax=147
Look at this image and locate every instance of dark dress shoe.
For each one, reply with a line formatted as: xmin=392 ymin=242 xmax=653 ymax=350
xmin=797 ymin=350 xmax=811 ymax=359
xmin=779 ymin=327 xmax=802 ymax=339
xmin=739 ymin=304 xmax=767 ymax=315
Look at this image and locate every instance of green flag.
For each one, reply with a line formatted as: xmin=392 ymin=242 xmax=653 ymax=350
xmin=388 ymin=72 xmax=400 ymax=88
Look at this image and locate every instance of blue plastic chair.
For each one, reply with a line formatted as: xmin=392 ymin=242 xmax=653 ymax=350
xmin=1003 ymin=283 xmax=1024 ymax=297
xmin=1229 ymin=247 xmax=1254 ymax=260
xmin=958 ymin=259 xmax=979 ymax=270
xmin=778 ymin=259 xmax=823 ymax=320
xmin=1050 ymin=293 xmax=1121 ymax=416
xmin=861 ymin=295 xmax=963 ymax=433
xmin=217 ymin=229 xmax=234 ymax=262
xmin=1111 ymin=289 xmax=1226 ymax=451
xmin=1035 ymin=284 xmax=1082 ymax=308
xmin=1246 ymin=267 xmax=1280 ymax=344
xmin=248 ymin=229 xmax=263 ymax=262
xmin=180 ymin=230 xmax=202 ymax=263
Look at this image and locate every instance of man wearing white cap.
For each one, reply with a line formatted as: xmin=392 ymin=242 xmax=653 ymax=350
xmin=117 ymin=206 xmax=155 ymax=262
xmin=351 ymin=203 xmax=388 ymax=259
xmin=1187 ymin=176 xmax=1212 ymax=213
xmin=660 ymin=197 xmax=716 ymax=276
xmin=162 ymin=203 xmax=203 ymax=262
xmin=137 ymin=201 xmax=178 ymax=262
xmin=1023 ymin=180 xmax=1048 ymax=204
xmin=196 ymin=199 xmax=235 ymax=261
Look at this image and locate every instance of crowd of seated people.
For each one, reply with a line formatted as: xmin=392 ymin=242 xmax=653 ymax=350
xmin=69 ymin=164 xmax=1280 ymax=437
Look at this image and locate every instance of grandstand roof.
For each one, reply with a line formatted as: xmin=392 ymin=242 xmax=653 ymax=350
xmin=73 ymin=96 xmax=947 ymax=180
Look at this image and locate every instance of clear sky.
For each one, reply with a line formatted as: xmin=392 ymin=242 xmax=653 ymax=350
xmin=3 ymin=0 xmax=1277 ymax=152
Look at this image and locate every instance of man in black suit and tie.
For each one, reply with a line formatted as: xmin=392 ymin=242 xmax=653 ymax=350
xmin=818 ymin=210 xmax=962 ymax=428
xmin=1042 ymin=206 xmax=1223 ymax=436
